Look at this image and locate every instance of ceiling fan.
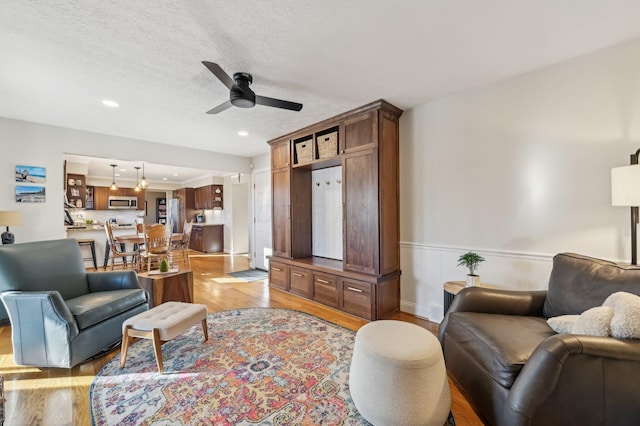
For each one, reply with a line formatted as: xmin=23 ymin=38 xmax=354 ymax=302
xmin=202 ymin=61 xmax=303 ymax=114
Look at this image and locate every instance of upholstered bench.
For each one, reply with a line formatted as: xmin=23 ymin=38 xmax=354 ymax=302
xmin=349 ymin=320 xmax=451 ymax=426
xmin=120 ymin=301 xmax=208 ymax=373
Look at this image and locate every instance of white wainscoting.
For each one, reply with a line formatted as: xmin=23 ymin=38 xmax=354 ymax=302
xmin=399 ymin=242 xmax=555 ymax=323
xmin=312 ymin=166 xmax=343 ymax=260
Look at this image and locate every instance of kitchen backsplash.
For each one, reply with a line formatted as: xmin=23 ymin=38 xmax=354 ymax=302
xmin=71 ymin=210 xmax=143 ymax=225
xmin=204 ymin=209 xmax=224 ymax=224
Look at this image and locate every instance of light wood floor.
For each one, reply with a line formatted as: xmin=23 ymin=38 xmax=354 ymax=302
xmin=0 ymin=252 xmax=483 ymax=426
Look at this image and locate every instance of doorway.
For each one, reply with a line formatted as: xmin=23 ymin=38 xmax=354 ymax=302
xmin=253 ymin=169 xmax=271 ymax=270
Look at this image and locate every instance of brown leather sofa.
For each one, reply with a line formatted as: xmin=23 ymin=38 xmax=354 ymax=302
xmin=439 ymin=252 xmax=640 ymax=426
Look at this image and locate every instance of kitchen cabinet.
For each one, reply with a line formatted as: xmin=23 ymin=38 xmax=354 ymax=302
xmin=195 ymin=185 xmax=223 ymax=210
xmin=66 ymin=173 xmax=86 ymax=209
xmin=94 ymin=187 xmax=109 ymax=210
xmin=267 ymin=100 xmax=402 ymax=320
xmin=189 ymin=224 xmax=223 ymax=253
xmin=92 ymin=186 xmax=144 ymax=210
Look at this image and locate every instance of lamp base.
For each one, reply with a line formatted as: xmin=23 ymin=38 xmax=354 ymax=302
xmin=1 ymin=230 xmax=15 ymax=244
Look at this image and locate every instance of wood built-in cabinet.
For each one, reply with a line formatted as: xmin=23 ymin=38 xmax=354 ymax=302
xmin=92 ymin=186 xmax=145 ymax=210
xmin=267 ymin=99 xmax=402 ymax=320
xmin=195 ymin=184 xmax=223 ymax=210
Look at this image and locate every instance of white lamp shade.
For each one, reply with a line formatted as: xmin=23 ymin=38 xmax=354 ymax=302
xmin=0 ymin=211 xmax=22 ymax=226
xmin=612 ymin=165 xmax=640 ymax=206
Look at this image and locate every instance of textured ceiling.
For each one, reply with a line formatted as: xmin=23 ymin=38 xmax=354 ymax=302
xmin=3 ymin=1 xmax=640 ymax=160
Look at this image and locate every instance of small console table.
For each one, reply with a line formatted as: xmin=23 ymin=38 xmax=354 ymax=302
xmin=137 ymin=269 xmax=194 ymax=308
xmin=443 ymin=281 xmax=497 ymax=313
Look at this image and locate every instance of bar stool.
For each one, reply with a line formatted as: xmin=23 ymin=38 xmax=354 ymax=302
xmin=76 ymin=239 xmax=97 ymax=269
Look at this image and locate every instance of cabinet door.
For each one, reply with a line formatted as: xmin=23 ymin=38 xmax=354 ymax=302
xmin=269 ymin=261 xmax=289 ymax=291
xmin=289 ymin=267 xmax=311 ymax=298
xmin=343 ymin=148 xmax=379 ymax=275
xmin=137 ymin=190 xmax=145 ymax=210
xmin=272 ymin=168 xmax=291 ymax=257
xmin=94 ymin=187 xmax=110 ymax=210
xmin=194 ymin=188 xmax=204 ymax=210
xmin=271 ymin=140 xmax=290 ymax=169
xmin=340 ymin=112 xmax=377 ymax=154
xmin=312 ymin=272 xmax=338 ymax=307
xmin=341 ymin=278 xmax=373 ymax=320
xmin=189 ymin=227 xmax=204 ymax=251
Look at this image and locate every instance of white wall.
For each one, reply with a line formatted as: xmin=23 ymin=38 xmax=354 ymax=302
xmin=0 ymin=118 xmax=251 ymax=243
xmin=400 ymin=36 xmax=640 ymax=321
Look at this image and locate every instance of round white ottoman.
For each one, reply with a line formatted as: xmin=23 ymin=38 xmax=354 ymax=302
xmin=349 ymin=320 xmax=451 ymax=426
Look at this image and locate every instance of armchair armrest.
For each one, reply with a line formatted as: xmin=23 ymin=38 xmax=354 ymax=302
xmin=1 ymin=291 xmax=80 ymax=367
xmin=86 ymin=270 xmax=141 ymax=292
xmin=439 ymin=287 xmax=547 ymax=343
xmin=504 ymin=334 xmax=640 ymax=425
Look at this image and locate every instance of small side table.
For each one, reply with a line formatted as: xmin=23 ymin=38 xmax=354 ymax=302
xmin=137 ymin=269 xmax=194 ymax=308
xmin=443 ymin=281 xmax=497 ymax=313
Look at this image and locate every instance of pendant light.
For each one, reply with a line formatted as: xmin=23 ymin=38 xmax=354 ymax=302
xmin=140 ymin=163 xmax=148 ymax=189
xmin=110 ymin=164 xmax=118 ymax=190
xmin=134 ymin=166 xmax=141 ymax=192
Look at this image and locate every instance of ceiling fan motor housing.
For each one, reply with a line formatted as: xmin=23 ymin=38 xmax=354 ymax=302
xmin=230 ymin=72 xmax=255 ymax=108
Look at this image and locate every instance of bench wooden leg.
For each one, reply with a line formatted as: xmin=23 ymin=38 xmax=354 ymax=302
xmin=120 ymin=325 xmax=132 ymax=368
xmin=201 ymin=318 xmax=208 ymax=342
xmin=152 ymin=328 xmax=163 ymax=374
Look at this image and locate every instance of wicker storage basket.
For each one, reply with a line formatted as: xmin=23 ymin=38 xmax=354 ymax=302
xmin=295 ymin=139 xmax=313 ymax=163
xmin=317 ymin=131 xmax=338 ymax=159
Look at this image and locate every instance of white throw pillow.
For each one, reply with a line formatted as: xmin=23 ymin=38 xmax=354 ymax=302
xmin=571 ymin=306 xmax=614 ymax=337
xmin=603 ymin=292 xmax=640 ymax=339
xmin=547 ymin=315 xmax=579 ymax=334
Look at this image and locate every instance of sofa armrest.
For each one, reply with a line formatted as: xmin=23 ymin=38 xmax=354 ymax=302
xmin=1 ymin=291 xmax=80 ymax=367
xmin=86 ymin=270 xmax=141 ymax=292
xmin=504 ymin=334 xmax=640 ymax=425
xmin=439 ymin=287 xmax=547 ymax=343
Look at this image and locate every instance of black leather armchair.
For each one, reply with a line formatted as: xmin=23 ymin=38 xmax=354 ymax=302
xmin=0 ymin=238 xmax=148 ymax=368
xmin=439 ymin=253 xmax=640 ymax=426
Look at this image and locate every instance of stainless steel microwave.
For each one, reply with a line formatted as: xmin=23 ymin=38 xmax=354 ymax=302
xmin=108 ymin=196 xmax=138 ymax=209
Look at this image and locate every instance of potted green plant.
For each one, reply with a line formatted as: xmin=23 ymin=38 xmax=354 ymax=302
xmin=457 ymin=251 xmax=485 ymax=287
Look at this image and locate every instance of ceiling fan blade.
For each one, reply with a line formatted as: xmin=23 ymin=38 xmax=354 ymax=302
xmin=206 ymin=100 xmax=232 ymax=114
xmin=202 ymin=61 xmax=234 ymax=90
xmin=255 ymin=95 xmax=303 ymax=111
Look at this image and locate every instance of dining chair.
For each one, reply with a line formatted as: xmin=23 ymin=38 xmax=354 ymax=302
xmin=140 ymin=223 xmax=172 ymax=272
xmin=104 ymin=223 xmax=139 ymax=270
xmin=170 ymin=220 xmax=193 ymax=268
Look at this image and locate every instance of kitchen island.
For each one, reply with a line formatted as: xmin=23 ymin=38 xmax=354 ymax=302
xmin=189 ymin=224 xmax=223 ymax=253
xmin=66 ymin=224 xmax=137 ymax=268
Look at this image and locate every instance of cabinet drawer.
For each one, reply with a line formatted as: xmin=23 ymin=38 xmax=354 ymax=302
xmin=313 ymin=273 xmax=338 ymax=307
xmin=341 ymin=279 xmax=373 ymax=320
xmin=289 ymin=267 xmax=311 ymax=298
xmin=269 ymin=262 xmax=289 ymax=291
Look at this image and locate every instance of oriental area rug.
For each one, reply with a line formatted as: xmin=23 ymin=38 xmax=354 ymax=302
xmin=90 ymin=308 xmax=368 ymax=425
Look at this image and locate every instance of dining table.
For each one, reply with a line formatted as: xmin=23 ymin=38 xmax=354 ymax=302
xmin=115 ymin=233 xmax=183 ymax=245
xmin=103 ymin=233 xmax=184 ymax=268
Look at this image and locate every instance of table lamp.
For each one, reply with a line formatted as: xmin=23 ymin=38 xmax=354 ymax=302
xmin=612 ymin=148 xmax=640 ymax=265
xmin=0 ymin=210 xmax=22 ymax=244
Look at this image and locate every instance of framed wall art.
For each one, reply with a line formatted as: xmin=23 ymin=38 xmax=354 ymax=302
xmin=15 ymin=165 xmax=46 ymax=183
xmin=16 ymin=185 xmax=46 ymax=203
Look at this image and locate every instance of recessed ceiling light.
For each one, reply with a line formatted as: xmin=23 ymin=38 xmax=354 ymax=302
xmin=101 ymin=99 xmax=119 ymax=108
xmin=173 ymin=173 xmax=179 ymax=177
xmin=115 ymin=173 xmax=121 ymax=177
xmin=119 ymin=168 xmax=126 ymax=172
xmin=162 ymin=177 xmax=168 ymax=181
xmin=238 ymin=130 xmax=248 ymax=136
